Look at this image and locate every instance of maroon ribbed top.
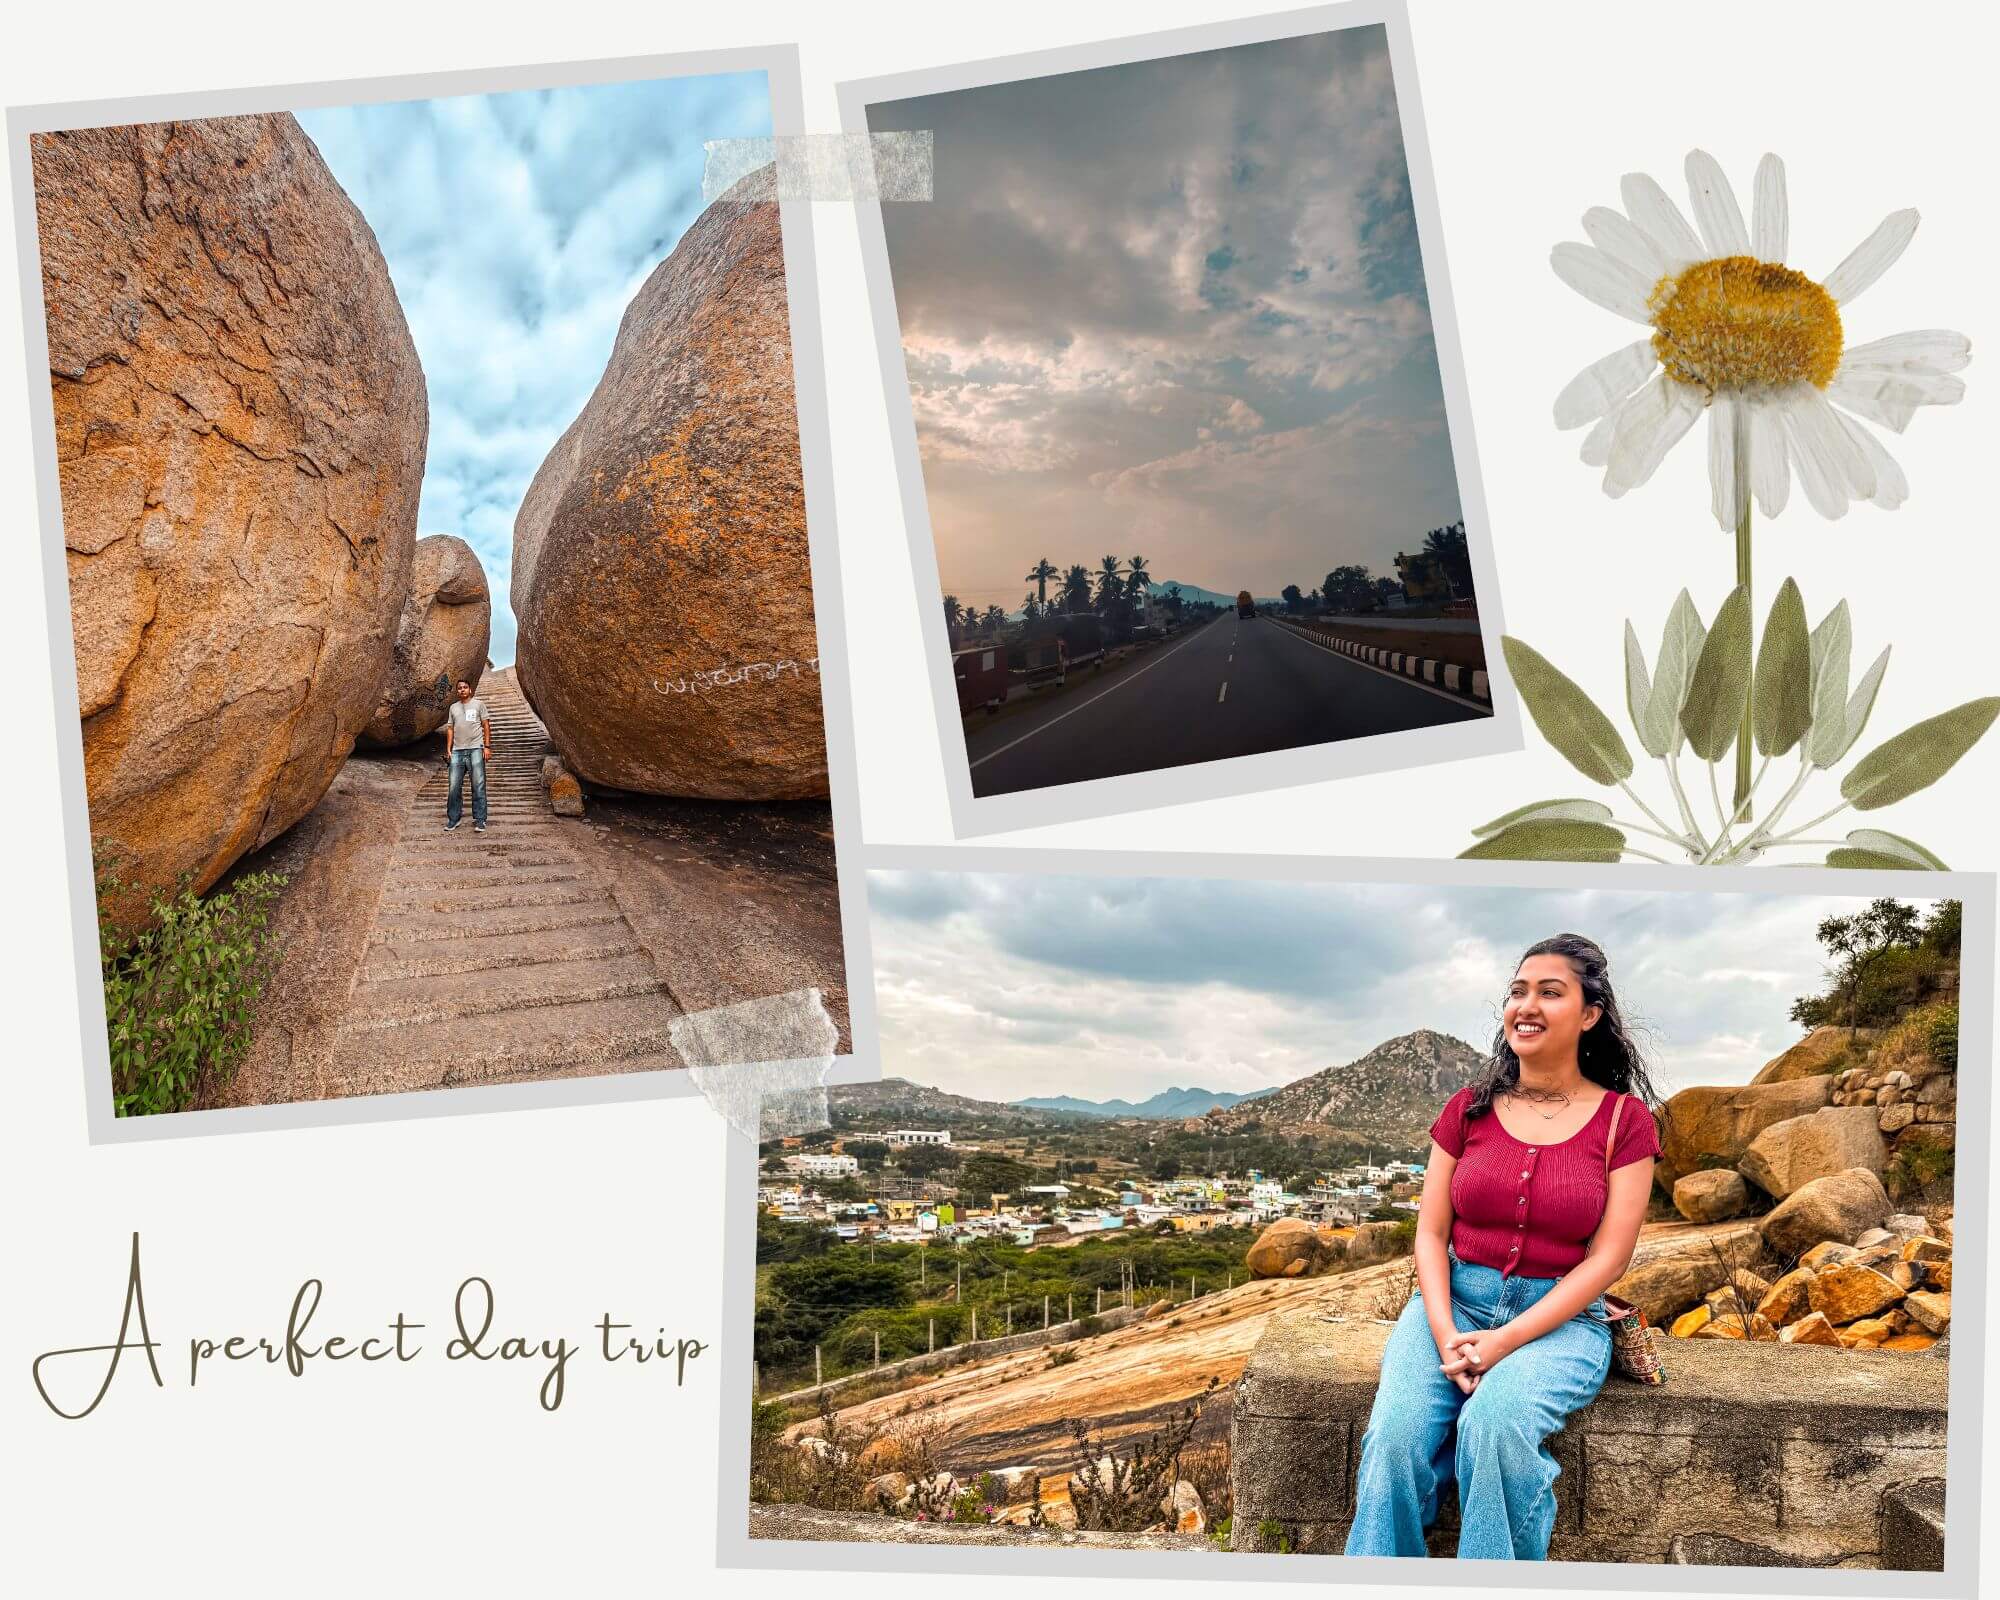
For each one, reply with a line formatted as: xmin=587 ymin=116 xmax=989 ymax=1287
xmin=1429 ymin=1086 xmax=1660 ymax=1279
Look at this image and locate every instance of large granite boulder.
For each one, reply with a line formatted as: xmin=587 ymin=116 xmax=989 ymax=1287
xmin=1673 ymin=1169 xmax=1750 ymax=1222
xmin=358 ymin=536 xmax=491 ymax=748
xmin=37 ymin=114 xmax=425 ymax=917
xmin=1656 ymin=1076 xmax=1832 ymax=1191
xmin=1246 ymin=1219 xmax=1341 ymax=1279
xmin=1738 ymin=1106 xmax=1888 ymax=1199
xmin=1758 ymin=1168 xmax=1891 ymax=1260
xmin=1751 ymin=1026 xmax=1870 ymax=1085
xmin=511 ymin=172 xmax=825 ymax=800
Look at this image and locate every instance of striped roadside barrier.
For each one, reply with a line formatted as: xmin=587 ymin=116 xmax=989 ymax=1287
xmin=1272 ymin=616 xmax=1491 ymax=705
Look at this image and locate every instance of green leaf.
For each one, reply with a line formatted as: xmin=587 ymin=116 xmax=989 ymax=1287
xmin=1840 ymin=697 xmax=2000 ymax=810
xmin=1458 ymin=819 xmax=1626 ymax=862
xmin=1806 ymin=601 xmax=1853 ymax=769
xmin=1679 ymin=585 xmax=1752 ymax=762
xmin=1500 ymin=636 xmax=1634 ymax=786
xmin=1623 ymin=622 xmax=1655 ymax=753
xmin=1642 ymin=589 xmax=1706 ymax=758
xmin=1826 ymin=850 xmax=1944 ymax=870
xmin=1833 ymin=829 xmax=1949 ymax=870
xmin=1472 ymin=798 xmax=1617 ymax=838
xmin=1753 ymin=578 xmax=1812 ymax=757
xmin=1817 ymin=646 xmax=1891 ymax=769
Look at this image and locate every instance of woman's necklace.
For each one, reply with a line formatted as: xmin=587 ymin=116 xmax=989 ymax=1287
xmin=1505 ymin=1082 xmax=1574 ymax=1120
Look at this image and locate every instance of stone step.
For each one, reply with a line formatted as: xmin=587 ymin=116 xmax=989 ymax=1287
xmin=328 ymin=991 xmax=684 ymax=1092
xmin=378 ymin=881 xmax=614 ymax=915
xmin=343 ymin=950 xmax=667 ymax=1030
xmin=389 ymin=848 xmax=578 ymax=872
xmin=381 ymin=864 xmax=588 ymax=891
xmin=370 ymin=903 xmax=628 ymax=946
xmin=362 ymin=924 xmax=646 ymax=981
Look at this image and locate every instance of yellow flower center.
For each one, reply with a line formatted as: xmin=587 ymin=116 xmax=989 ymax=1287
xmin=1648 ymin=256 xmax=1843 ymax=394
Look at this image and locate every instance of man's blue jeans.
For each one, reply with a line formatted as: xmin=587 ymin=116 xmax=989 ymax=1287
xmin=1344 ymin=1252 xmax=1612 ymax=1560
xmin=447 ymin=747 xmax=487 ymax=827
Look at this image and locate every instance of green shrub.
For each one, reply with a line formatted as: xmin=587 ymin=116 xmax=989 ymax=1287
xmin=96 ymin=851 xmax=286 ymax=1116
xmin=1885 ymin=1133 xmax=1954 ymax=1206
xmin=1926 ymin=1004 xmax=1959 ymax=1072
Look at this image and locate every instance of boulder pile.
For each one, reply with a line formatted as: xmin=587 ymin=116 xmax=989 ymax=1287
xmin=36 ymin=113 xmax=427 ymax=917
xmin=1657 ymin=1179 xmax=1952 ymax=1353
xmin=1244 ymin=1218 xmax=1409 ymax=1279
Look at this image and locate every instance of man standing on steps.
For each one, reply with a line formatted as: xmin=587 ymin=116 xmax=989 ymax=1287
xmin=443 ymin=679 xmax=491 ymax=833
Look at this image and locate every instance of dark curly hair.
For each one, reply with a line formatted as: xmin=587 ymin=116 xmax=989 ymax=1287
xmin=1464 ymin=932 xmax=1662 ymax=1121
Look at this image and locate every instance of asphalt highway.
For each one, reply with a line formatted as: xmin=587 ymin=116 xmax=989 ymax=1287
xmin=965 ymin=614 xmax=1488 ymax=795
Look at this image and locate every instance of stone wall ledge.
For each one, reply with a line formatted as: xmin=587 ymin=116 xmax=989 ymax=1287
xmin=1230 ymin=1311 xmax=1948 ymax=1568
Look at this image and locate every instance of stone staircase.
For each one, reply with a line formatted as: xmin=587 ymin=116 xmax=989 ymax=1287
xmin=327 ymin=673 xmax=685 ymax=1095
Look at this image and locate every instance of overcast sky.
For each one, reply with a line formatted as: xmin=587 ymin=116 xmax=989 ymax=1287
xmin=299 ymin=73 xmax=773 ymax=666
xmin=867 ymin=871 xmax=1924 ymax=1106
xmin=867 ymin=24 xmax=1463 ymax=614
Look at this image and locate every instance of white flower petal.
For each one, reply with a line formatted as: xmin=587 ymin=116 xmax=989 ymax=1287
xmin=1839 ymin=329 xmax=1972 ymax=376
xmin=1620 ymin=172 xmax=1704 ymax=267
xmin=1828 ymin=369 xmax=1967 ymax=432
xmin=1823 ymin=208 xmax=1920 ymax=304
xmin=1603 ymin=374 xmax=1702 ymax=497
xmin=1839 ymin=415 xmax=1909 ymax=510
xmin=1685 ymin=149 xmax=1750 ymax=256
xmin=1550 ymin=242 xmax=1653 ymax=323
xmin=1583 ymin=207 xmax=1668 ymax=283
xmin=1554 ymin=340 xmax=1659 ymax=428
xmin=1780 ymin=388 xmax=1876 ymax=516
xmin=1707 ymin=391 xmax=1743 ymax=530
xmin=1580 ymin=415 xmax=1616 ymax=466
xmin=1751 ymin=153 xmax=1787 ymax=261
xmin=1747 ymin=401 xmax=1790 ymax=517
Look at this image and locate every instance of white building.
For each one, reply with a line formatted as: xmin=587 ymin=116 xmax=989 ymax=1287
xmin=884 ymin=1129 xmax=952 ymax=1147
xmin=786 ymin=1153 xmax=858 ymax=1177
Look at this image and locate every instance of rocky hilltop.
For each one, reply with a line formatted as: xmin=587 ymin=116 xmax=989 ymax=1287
xmin=36 ymin=113 xmax=427 ymax=917
xmin=1204 ymin=1029 xmax=1487 ymax=1147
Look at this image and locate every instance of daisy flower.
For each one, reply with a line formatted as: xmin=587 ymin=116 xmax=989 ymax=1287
xmin=1550 ymin=151 xmax=1970 ymax=527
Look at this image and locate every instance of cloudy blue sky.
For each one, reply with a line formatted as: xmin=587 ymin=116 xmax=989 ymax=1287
xmin=867 ymin=871 xmax=1928 ymax=1105
xmin=299 ymin=73 xmax=773 ymax=665
xmin=867 ymin=24 xmax=1464 ymax=615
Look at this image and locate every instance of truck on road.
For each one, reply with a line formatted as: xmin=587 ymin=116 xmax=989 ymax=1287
xmin=1236 ymin=590 xmax=1255 ymax=619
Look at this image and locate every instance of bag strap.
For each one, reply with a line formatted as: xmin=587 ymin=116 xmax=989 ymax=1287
xmin=1603 ymin=1091 xmax=1625 ymax=1178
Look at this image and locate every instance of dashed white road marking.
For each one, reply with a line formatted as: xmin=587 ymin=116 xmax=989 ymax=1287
xmin=1218 ymin=682 xmax=1228 ymax=704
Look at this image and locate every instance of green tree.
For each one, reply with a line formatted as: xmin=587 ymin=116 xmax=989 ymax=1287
xmin=1125 ymin=555 xmax=1151 ymax=595
xmin=1423 ymin=521 xmax=1473 ymax=597
xmin=895 ymin=1143 xmax=959 ymax=1179
xmin=1061 ymin=564 xmax=1093 ymax=614
xmin=1323 ymin=564 xmax=1374 ymax=610
xmin=1281 ymin=583 xmax=1304 ymax=612
xmin=1025 ymin=557 xmax=1059 ymax=609
xmin=1096 ymin=555 xmax=1125 ymax=610
xmin=942 ymin=594 xmax=963 ymax=641
xmin=1803 ymin=898 xmax=1925 ymax=1032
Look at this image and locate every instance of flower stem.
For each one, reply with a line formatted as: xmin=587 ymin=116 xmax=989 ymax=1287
xmin=1720 ymin=760 xmax=1820 ymax=861
xmin=1614 ymin=817 xmax=1700 ymax=851
xmin=1733 ymin=407 xmax=1754 ymax=821
xmin=1664 ymin=753 xmax=1706 ymax=851
xmin=1698 ymin=754 xmax=1773 ymax=864
xmin=1617 ymin=780 xmax=1697 ymax=855
xmin=1620 ymin=847 xmax=1675 ymax=866
xmin=1753 ymin=800 xmax=1852 ymax=851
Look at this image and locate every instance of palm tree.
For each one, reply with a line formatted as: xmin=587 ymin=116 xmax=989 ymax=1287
xmin=1422 ymin=522 xmax=1472 ymax=599
xmin=1125 ymin=555 xmax=1151 ymax=594
xmin=943 ymin=594 xmax=963 ymax=641
xmin=982 ymin=604 xmax=1007 ymax=635
xmin=1021 ymin=591 xmax=1041 ymax=622
xmin=1024 ymin=558 xmax=1059 ymax=609
xmin=1095 ymin=554 xmax=1124 ymax=609
xmin=1061 ymin=563 xmax=1093 ymax=615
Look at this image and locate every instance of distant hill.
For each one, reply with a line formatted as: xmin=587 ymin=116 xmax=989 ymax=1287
xmin=1205 ymin=1029 xmax=1490 ymax=1149
xmin=827 ymin=1077 xmax=1079 ymax=1132
xmin=1013 ymin=1086 xmax=1273 ymax=1119
xmin=1152 ymin=580 xmax=1282 ymax=609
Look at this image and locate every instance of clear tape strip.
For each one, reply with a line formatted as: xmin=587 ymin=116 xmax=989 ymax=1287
xmin=674 ymin=986 xmax=837 ymax=1139
xmin=702 ymin=132 xmax=933 ymax=203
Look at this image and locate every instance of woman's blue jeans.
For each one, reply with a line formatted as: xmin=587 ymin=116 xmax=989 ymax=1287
xmin=1344 ymin=1252 xmax=1611 ymax=1560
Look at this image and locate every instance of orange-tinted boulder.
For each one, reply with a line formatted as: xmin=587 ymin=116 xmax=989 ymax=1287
xmin=359 ymin=536 xmax=491 ymax=748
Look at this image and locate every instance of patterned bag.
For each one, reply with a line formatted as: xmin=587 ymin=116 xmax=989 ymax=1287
xmin=1595 ymin=1092 xmax=1666 ymax=1384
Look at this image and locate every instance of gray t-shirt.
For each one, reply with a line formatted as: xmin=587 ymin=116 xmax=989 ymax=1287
xmin=447 ymin=698 xmax=488 ymax=750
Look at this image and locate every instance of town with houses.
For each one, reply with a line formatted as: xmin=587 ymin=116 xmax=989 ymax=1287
xmin=760 ymin=1125 xmax=1426 ymax=1249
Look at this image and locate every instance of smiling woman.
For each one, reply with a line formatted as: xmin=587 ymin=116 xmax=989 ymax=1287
xmin=1346 ymin=932 xmax=1662 ymax=1562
